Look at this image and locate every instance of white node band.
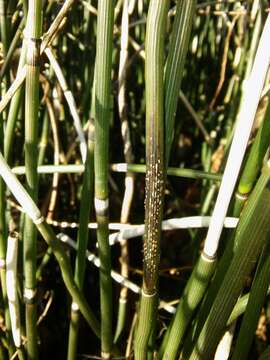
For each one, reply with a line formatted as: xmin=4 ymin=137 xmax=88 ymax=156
xmin=33 ymin=216 xmax=44 ymax=225
xmin=0 ymin=259 xmax=6 ymax=268
xmin=71 ymin=302 xmax=79 ymax=311
xmin=24 ymin=288 xmax=36 ymax=301
xmin=94 ymin=198 xmax=109 ymax=215
xmin=142 ymin=289 xmax=157 ymax=298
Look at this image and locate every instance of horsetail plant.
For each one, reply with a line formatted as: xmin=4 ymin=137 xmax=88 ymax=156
xmin=94 ymin=0 xmax=114 ymax=357
xmin=1 ymin=1 xmax=270 ymax=358
xmin=162 ymin=9 xmax=270 ymax=359
xmin=114 ymin=0 xmax=135 ymax=345
xmin=45 ymin=47 xmax=87 ymax=163
xmin=12 ymin=163 xmax=222 ymax=181
xmin=67 ymin=122 xmax=94 ymax=360
xmin=164 ymin=0 xmax=197 ymax=165
xmin=23 ymin=0 xmax=42 ymax=357
xmin=190 ymin=161 xmax=270 ymax=359
xmin=134 ymin=1 xmax=168 ymax=358
xmin=233 ymin=96 xmax=270 ymax=215
xmin=232 ymin=239 xmax=270 ymax=360
xmin=0 ymin=152 xmax=101 ymax=340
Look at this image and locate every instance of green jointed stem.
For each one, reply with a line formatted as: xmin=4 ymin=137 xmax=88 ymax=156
xmin=232 ymin=240 xmax=270 ymax=360
xmin=0 ymin=17 xmax=25 ymax=81
xmin=0 ymin=151 xmax=102 ymax=340
xmin=0 ymin=134 xmax=12 ymax=354
xmin=4 ymin=43 xmax=26 ymax=163
xmin=1 ymin=10 xmax=26 ymax=359
xmin=227 ymin=286 xmax=270 ymax=326
xmin=134 ymin=1 xmax=168 ymax=358
xmin=24 ymin=0 xmax=42 ymax=358
xmin=0 ymin=0 xmax=10 ymax=59
xmin=114 ymin=0 xmax=133 ymax=344
xmin=135 ymin=292 xmax=158 ymax=360
xmin=238 ymin=100 xmax=270 ymax=195
xmin=67 ymin=123 xmax=94 ymax=360
xmin=0 ymin=0 xmax=10 ymax=348
xmin=233 ymin=96 xmax=270 ymax=214
xmin=12 ymin=163 xmax=222 ymax=181
xmin=161 ymin=254 xmax=216 ymax=359
xmin=227 ymin=294 xmax=249 ymax=326
xmin=165 ymin=0 xmax=197 ymax=165
xmin=94 ymin=0 xmax=114 ymax=356
xmin=190 ymin=164 xmax=270 ymax=359
xmin=36 ymin=222 xmax=101 ymax=338
xmin=3 ymin=53 xmax=25 ymax=352
xmin=189 ymin=103 xmax=270 ymax=354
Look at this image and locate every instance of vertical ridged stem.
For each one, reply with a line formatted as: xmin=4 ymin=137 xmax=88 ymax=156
xmin=190 ymin=164 xmax=270 ymax=359
xmin=4 ymin=43 xmax=26 ymax=164
xmin=135 ymin=291 xmax=158 ymax=360
xmin=0 ymin=0 xmax=10 ymax=58
xmin=0 ymin=0 xmax=15 ymax=354
xmin=44 ymin=47 xmax=87 ymax=162
xmin=67 ymin=122 xmax=94 ymax=360
xmin=0 ymin=122 xmax=11 ymax=355
xmin=232 ymin=240 xmax=270 ymax=359
xmin=0 ymin=17 xmax=25 ymax=81
xmin=203 ymin=13 xmax=270 ymax=259
xmin=114 ymin=0 xmax=134 ymax=344
xmin=164 ymin=0 xmax=197 ymax=165
xmin=161 ymin=254 xmax=216 ymax=359
xmin=134 ymin=1 xmax=168 ymax=359
xmin=0 ymin=0 xmax=10 ymax=98
xmin=0 ymin=151 xmax=102 ymax=340
xmin=233 ymin=98 xmax=270 ymax=215
xmin=24 ymin=0 xmax=42 ymax=358
xmin=94 ymin=0 xmax=114 ymax=356
xmin=186 ymin=15 xmax=270 ymax=354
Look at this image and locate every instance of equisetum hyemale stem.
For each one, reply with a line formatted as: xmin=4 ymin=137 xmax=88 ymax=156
xmin=24 ymin=0 xmax=42 ymax=358
xmin=45 ymin=47 xmax=87 ymax=163
xmin=161 ymin=11 xmax=270 ymax=359
xmin=0 ymin=152 xmax=101 ymax=340
xmin=134 ymin=1 xmax=168 ymax=359
xmin=67 ymin=122 xmax=94 ymax=359
xmin=164 ymin=0 xmax=197 ymax=165
xmin=114 ymin=0 xmax=135 ymax=344
xmin=190 ymin=162 xmax=270 ymax=359
xmin=94 ymin=0 xmax=114 ymax=357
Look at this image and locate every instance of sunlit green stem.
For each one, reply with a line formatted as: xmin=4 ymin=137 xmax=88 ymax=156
xmin=67 ymin=123 xmax=94 ymax=360
xmin=165 ymin=0 xmax=197 ymax=165
xmin=23 ymin=0 xmax=42 ymax=358
xmin=232 ymin=240 xmax=270 ymax=359
xmin=94 ymin=0 xmax=114 ymax=356
xmin=190 ymin=164 xmax=270 ymax=359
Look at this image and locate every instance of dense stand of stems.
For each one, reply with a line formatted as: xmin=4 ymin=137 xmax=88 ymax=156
xmin=231 ymin=240 xmax=270 ymax=359
xmin=1 ymin=1 xmax=270 ymax=358
xmin=0 ymin=152 xmax=102 ymax=340
xmin=190 ymin=163 xmax=270 ymax=359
